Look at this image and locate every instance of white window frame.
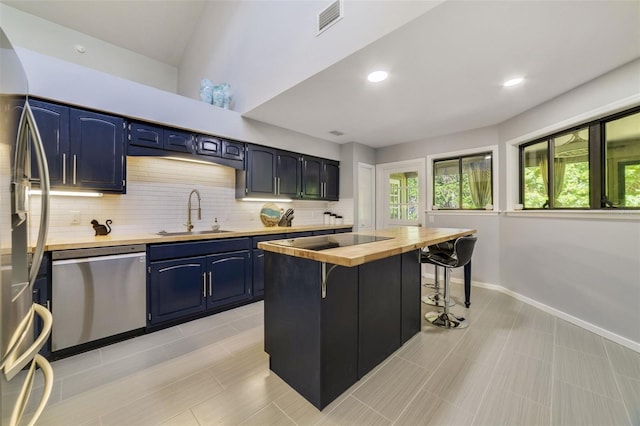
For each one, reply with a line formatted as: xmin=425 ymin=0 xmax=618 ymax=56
xmin=426 ymin=145 xmax=499 ymax=214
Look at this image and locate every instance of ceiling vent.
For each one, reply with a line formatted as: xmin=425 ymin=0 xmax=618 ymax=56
xmin=317 ymin=0 xmax=343 ymax=35
xmin=329 ymin=130 xmax=344 ymax=136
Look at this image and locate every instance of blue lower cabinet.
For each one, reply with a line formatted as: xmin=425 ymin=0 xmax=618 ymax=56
xmin=252 ymin=249 xmax=265 ymax=297
xmin=334 ymin=227 xmax=353 ymax=234
xmin=149 ymin=257 xmax=207 ymax=325
xmin=207 ymin=250 xmax=252 ymax=308
xmin=148 ymin=245 xmax=252 ymax=326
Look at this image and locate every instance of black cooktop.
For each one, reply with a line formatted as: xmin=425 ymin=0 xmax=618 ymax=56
xmin=271 ymin=234 xmax=394 ymax=251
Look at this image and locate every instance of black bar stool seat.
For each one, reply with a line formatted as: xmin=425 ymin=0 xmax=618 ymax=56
xmin=422 ymin=235 xmax=477 ymax=329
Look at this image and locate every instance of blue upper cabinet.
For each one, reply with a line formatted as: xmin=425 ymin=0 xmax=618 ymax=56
xmin=302 ymin=156 xmax=339 ymax=201
xmin=324 ymin=159 xmax=340 ymax=201
xmin=128 ymin=121 xmax=245 ymax=169
xmin=129 ymin=122 xmax=193 ymax=153
xmin=164 ymin=129 xmax=194 ymax=153
xmin=242 ymin=145 xmax=277 ymax=196
xmin=239 ymin=144 xmax=338 ymax=200
xmin=239 ymin=145 xmax=302 ymax=198
xmin=128 ymin=122 xmax=163 ymax=149
xmin=70 ymin=108 xmax=125 ymax=192
xmin=196 ymin=135 xmax=221 ymax=157
xmin=277 ymin=150 xmax=301 ymax=198
xmin=301 ymin=155 xmax=323 ymax=199
xmin=29 ymin=100 xmax=125 ymax=193
xmin=29 ymin=100 xmax=70 ymax=186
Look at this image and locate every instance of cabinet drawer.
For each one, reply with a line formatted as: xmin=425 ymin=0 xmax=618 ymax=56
xmin=164 ymin=129 xmax=193 ymax=153
xmin=129 ymin=122 xmax=163 ymax=149
xmin=196 ymin=135 xmax=221 ymax=157
xmin=252 ymin=234 xmax=285 ymax=249
xmin=149 ymin=238 xmax=251 ymax=261
xmin=221 ymin=140 xmax=244 ymax=161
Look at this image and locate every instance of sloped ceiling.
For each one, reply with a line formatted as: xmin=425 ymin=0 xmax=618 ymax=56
xmin=1 ymin=0 xmax=207 ymax=65
xmin=3 ymin=0 xmax=639 ymax=148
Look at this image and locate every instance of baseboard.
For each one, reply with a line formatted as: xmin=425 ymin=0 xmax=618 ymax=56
xmin=422 ymin=273 xmax=640 ymax=354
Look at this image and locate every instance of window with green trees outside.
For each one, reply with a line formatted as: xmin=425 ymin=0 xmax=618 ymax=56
xmin=520 ymin=107 xmax=640 ymax=209
xmin=433 ymin=153 xmax=492 ymax=209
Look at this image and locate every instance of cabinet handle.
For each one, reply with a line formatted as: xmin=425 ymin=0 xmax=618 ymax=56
xmin=273 ymin=177 xmax=277 ymax=195
xmin=202 ymin=273 xmax=206 ymax=297
xmin=62 ymin=153 xmax=67 ymax=184
xmin=72 ymin=154 xmax=77 ymax=185
xmin=277 ymin=177 xmax=281 ymax=195
xmin=208 ymin=271 xmax=213 ymax=296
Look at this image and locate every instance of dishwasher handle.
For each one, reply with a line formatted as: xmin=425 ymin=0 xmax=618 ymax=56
xmin=52 ymin=251 xmax=146 ymax=266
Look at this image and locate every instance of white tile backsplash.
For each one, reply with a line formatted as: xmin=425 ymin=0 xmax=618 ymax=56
xmin=29 ymin=157 xmax=353 ymax=241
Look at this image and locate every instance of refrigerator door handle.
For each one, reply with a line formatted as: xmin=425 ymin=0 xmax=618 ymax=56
xmin=8 ymin=354 xmax=53 ymax=426
xmin=20 ymin=102 xmax=51 ymax=286
xmin=1 ymin=304 xmax=53 ymax=381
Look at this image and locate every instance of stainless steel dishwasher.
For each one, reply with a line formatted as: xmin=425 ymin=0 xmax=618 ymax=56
xmin=51 ymin=244 xmax=146 ymax=351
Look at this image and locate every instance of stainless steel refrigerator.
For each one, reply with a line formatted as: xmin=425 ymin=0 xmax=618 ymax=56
xmin=1 ymin=27 xmax=54 ymax=425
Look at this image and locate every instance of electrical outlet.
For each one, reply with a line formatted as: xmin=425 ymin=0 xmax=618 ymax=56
xmin=71 ymin=211 xmax=81 ymax=225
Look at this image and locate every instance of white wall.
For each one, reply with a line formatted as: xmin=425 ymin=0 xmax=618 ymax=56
xmin=178 ymin=0 xmax=441 ymax=113
xmin=14 ymin=48 xmax=340 ymax=161
xmin=376 ymin=61 xmax=640 ymax=349
xmin=497 ymin=59 xmax=640 ymax=347
xmin=0 ymin=4 xmax=178 ymax=93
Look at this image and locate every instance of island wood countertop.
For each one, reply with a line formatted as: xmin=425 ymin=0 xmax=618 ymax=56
xmin=257 ymin=227 xmax=477 ymax=267
xmin=41 ymin=224 xmax=353 ymax=251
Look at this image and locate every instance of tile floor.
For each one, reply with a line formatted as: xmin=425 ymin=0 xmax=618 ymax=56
xmin=14 ymin=282 xmax=640 ymax=425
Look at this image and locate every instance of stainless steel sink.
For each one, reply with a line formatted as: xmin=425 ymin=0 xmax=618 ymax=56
xmin=156 ymin=230 xmax=231 ymax=236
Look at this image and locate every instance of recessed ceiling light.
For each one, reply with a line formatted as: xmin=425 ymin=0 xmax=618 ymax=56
xmin=74 ymin=44 xmax=86 ymax=54
xmin=503 ymin=77 xmax=524 ymax=87
xmin=367 ymin=71 xmax=388 ymax=83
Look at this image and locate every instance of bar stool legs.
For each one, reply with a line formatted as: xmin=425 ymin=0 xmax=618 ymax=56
xmin=422 ymin=265 xmax=455 ymax=307
xmin=425 ymin=267 xmax=468 ymax=329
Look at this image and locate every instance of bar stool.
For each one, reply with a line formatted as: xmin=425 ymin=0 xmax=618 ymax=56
xmin=422 ymin=235 xmax=477 ymax=329
xmin=421 ymin=241 xmax=455 ymax=307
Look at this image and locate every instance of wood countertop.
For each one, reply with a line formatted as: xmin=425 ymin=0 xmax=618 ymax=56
xmin=42 ymin=224 xmax=353 ymax=251
xmin=258 ymin=227 xmax=477 ymax=267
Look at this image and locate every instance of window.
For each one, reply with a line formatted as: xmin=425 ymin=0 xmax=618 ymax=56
xmin=606 ymin=111 xmax=640 ymax=207
xmin=389 ymin=171 xmax=418 ymax=220
xmin=376 ymin=159 xmax=424 ymax=228
xmin=519 ymin=107 xmax=640 ymax=209
xmin=433 ymin=152 xmax=493 ymax=209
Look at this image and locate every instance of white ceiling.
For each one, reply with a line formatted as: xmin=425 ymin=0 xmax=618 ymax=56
xmin=1 ymin=0 xmax=207 ymax=66
xmin=3 ymin=0 xmax=640 ymax=148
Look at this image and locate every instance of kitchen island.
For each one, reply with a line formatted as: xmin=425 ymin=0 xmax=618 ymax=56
xmin=258 ymin=227 xmax=476 ymax=410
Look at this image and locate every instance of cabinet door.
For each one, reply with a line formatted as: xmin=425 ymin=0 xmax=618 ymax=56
xmin=149 ymin=257 xmax=206 ymax=325
xmin=323 ymin=160 xmax=340 ymax=201
xmin=221 ymin=140 xmax=244 ymax=161
xmin=277 ymin=151 xmax=301 ymax=197
xmin=207 ymin=250 xmax=251 ymax=309
xmin=29 ymin=100 xmax=69 ymax=187
xmin=252 ymin=249 xmax=265 ymax=297
xmin=164 ymin=129 xmax=194 ymax=153
xmin=195 ymin=135 xmax=221 ymax=157
xmin=70 ymin=109 xmax=125 ymax=191
xmin=129 ymin=122 xmax=163 ymax=149
xmin=301 ymin=156 xmax=323 ymax=199
xmin=246 ymin=145 xmax=276 ymax=196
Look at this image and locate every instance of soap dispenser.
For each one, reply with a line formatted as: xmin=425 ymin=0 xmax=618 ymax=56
xmin=212 ymin=217 xmax=220 ymax=231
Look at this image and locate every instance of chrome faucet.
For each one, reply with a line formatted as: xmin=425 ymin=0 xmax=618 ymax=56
xmin=186 ymin=189 xmax=201 ymax=232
